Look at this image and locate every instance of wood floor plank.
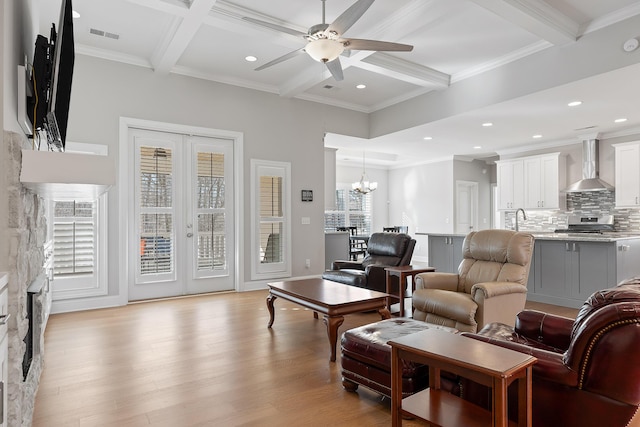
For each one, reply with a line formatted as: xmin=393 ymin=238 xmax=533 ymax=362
xmin=33 ymin=290 xmax=576 ymax=427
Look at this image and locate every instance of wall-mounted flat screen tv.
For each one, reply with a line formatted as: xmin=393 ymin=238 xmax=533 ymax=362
xmin=47 ymin=0 xmax=75 ymax=151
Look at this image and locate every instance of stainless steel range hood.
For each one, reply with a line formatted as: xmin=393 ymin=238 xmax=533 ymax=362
xmin=563 ymin=137 xmax=614 ymax=193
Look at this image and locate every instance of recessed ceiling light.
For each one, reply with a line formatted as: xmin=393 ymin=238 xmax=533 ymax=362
xmin=473 ymin=146 xmax=482 ymax=149
xmin=568 ymin=101 xmax=582 ymax=107
xmin=482 ymin=122 xmax=493 ymax=127
xmin=615 ymin=118 xmax=628 ymax=123
xmin=423 ymin=136 xmax=433 ymax=140
xmin=532 ymin=134 xmax=542 ymax=139
xmin=356 ymin=84 xmax=366 ymax=89
xmin=245 ymin=56 xmax=257 ymax=62
xmin=72 ymin=10 xmax=80 ymax=18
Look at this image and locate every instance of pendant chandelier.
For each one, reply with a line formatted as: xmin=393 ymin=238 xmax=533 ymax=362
xmin=352 ymin=151 xmax=377 ymax=194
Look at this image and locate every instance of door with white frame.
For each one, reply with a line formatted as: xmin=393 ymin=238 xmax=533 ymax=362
xmin=456 ymin=180 xmax=478 ymax=234
xmin=128 ymin=128 xmax=235 ymax=301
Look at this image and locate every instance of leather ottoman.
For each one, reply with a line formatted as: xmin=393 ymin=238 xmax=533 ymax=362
xmin=341 ymin=318 xmax=458 ymax=398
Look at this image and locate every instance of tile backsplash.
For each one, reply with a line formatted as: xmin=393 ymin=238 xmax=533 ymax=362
xmin=504 ymin=190 xmax=640 ymax=232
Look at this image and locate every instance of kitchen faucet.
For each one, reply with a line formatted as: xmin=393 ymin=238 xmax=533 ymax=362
xmin=515 ymin=208 xmax=527 ymax=231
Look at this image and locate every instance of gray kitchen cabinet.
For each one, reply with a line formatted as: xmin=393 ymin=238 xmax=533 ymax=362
xmin=616 ymin=239 xmax=640 ymax=283
xmin=428 ymin=235 xmax=464 ymax=273
xmin=530 ymin=238 xmax=640 ymax=308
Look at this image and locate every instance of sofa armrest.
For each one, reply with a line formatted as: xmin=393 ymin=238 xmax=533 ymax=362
xmin=514 ymin=310 xmax=574 ymax=351
xmin=471 ymin=281 xmax=527 ymax=299
xmin=415 ymin=272 xmax=458 ymax=291
xmin=331 ymin=260 xmax=364 ymax=270
xmin=462 ymin=333 xmax=578 ymax=386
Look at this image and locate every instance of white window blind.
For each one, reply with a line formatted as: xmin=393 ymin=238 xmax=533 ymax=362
xmin=139 ymin=146 xmax=174 ymax=276
xmin=53 ymin=201 xmax=96 ymax=276
xmin=196 ymin=151 xmax=226 ymax=271
xmin=324 ymin=186 xmax=372 ymax=234
xmin=260 ymin=175 xmax=284 ymax=264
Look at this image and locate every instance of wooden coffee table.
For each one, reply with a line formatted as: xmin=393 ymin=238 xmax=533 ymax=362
xmin=267 ymin=278 xmax=391 ymax=362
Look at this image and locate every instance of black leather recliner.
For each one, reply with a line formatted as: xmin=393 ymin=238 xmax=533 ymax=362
xmin=322 ymin=232 xmax=415 ymax=293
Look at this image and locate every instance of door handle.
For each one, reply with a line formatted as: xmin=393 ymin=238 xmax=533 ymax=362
xmin=186 ymin=232 xmax=193 ymax=238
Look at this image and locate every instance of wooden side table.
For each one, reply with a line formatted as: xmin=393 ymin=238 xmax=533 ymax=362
xmin=389 ymin=328 xmax=536 ymax=427
xmin=385 ymin=265 xmax=435 ymax=317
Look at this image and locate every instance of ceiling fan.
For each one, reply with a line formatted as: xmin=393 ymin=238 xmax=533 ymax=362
xmin=243 ymin=0 xmax=413 ymax=81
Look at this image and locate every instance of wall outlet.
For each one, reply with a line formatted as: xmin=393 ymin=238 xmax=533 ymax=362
xmin=301 ymin=217 xmax=311 ymax=225
xmin=305 ymin=259 xmax=310 ymax=268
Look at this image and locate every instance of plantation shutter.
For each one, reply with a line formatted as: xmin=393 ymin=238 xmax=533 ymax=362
xmin=53 ymin=201 xmax=95 ymax=276
xmin=260 ymin=175 xmax=283 ymax=264
xmin=138 ymin=146 xmax=174 ymax=277
xmin=195 ymin=151 xmax=227 ymax=272
xmin=323 ymin=187 xmax=371 ymax=234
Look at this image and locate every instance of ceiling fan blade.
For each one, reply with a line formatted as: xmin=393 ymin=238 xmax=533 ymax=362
xmin=342 ymin=38 xmax=414 ymax=52
xmin=242 ymin=16 xmax=307 ymax=38
xmin=327 ymin=0 xmax=375 ymax=36
xmin=325 ymin=58 xmax=344 ymax=81
xmin=255 ymin=48 xmax=305 ymax=71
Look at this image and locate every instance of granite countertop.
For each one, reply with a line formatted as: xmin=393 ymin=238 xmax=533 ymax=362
xmin=530 ymin=232 xmax=640 ymax=242
xmin=416 ymin=231 xmax=640 ymax=242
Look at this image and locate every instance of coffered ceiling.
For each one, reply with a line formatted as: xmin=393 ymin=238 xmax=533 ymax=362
xmin=35 ymin=0 xmax=640 ymax=166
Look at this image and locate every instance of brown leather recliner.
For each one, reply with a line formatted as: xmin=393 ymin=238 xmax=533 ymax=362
xmin=322 ymin=232 xmax=415 ymax=293
xmin=464 ymin=277 xmax=640 ymax=427
xmin=412 ymin=229 xmax=534 ymax=332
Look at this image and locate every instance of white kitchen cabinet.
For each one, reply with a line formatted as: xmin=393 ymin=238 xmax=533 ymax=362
xmin=614 ymin=142 xmax=640 ymax=207
xmin=496 ymin=159 xmax=523 ymax=210
xmin=523 ymin=153 xmax=565 ymax=209
xmin=498 ymin=153 xmax=564 ymax=211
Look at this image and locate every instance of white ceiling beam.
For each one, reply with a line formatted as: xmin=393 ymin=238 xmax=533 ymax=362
xmin=469 ymin=0 xmax=579 ymax=45
xmin=356 ymin=53 xmax=450 ymax=88
xmin=151 ymin=0 xmax=220 ymax=74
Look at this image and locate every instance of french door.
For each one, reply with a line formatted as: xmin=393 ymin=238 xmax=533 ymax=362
xmin=128 ymin=128 xmax=235 ymax=301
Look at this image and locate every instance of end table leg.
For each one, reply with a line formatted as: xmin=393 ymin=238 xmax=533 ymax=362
xmin=323 ymin=315 xmax=344 ymax=362
xmin=391 ymin=347 xmax=402 ymax=427
xmin=379 ymin=307 xmax=391 ymax=320
xmin=266 ymin=293 xmax=277 ymax=328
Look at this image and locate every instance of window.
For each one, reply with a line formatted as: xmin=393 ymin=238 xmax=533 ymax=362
xmin=324 ymin=184 xmax=372 ymax=234
xmin=50 ymin=196 xmax=107 ymax=300
xmin=251 ymin=160 xmax=291 ymax=279
xmin=195 ymin=151 xmax=227 ymax=273
xmin=137 ymin=145 xmax=175 ymax=282
xmin=53 ymin=201 xmax=96 ymax=276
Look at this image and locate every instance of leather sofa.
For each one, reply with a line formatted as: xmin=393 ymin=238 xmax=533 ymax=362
xmin=322 ymin=232 xmax=415 ymax=293
xmin=463 ymin=277 xmax=640 ymax=426
xmin=412 ymin=229 xmax=534 ymax=332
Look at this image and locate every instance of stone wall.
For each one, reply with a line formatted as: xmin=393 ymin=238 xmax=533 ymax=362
xmin=2 ymin=130 xmax=47 ymax=427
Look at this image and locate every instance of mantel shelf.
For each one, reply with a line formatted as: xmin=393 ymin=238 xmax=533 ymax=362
xmin=20 ymin=149 xmax=115 ymax=199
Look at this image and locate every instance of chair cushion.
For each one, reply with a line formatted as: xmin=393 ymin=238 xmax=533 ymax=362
xmin=413 ymin=289 xmax=478 ymax=325
xmin=322 ymin=269 xmax=367 ymax=288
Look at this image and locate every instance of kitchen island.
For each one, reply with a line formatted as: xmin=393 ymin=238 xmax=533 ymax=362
xmin=421 ymin=231 xmax=640 ymax=309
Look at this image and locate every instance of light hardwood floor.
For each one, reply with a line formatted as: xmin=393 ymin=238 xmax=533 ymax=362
xmin=32 ymin=291 xmax=578 ymax=427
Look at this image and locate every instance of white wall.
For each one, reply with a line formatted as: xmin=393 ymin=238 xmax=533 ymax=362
xmin=64 ymin=55 xmax=369 ymax=303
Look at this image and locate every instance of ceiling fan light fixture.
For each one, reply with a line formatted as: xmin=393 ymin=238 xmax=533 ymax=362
xmin=305 ymin=39 xmax=344 ymax=63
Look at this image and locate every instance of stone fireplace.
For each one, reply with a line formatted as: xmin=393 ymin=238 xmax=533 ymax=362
xmin=2 ymin=130 xmax=50 ymax=427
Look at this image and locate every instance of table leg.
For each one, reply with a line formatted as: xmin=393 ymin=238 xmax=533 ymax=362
xmin=323 ymin=315 xmax=345 ymax=362
xmin=493 ymin=378 xmax=509 ymax=427
xmin=518 ymin=366 xmax=533 ymax=426
xmin=398 ymin=272 xmax=406 ymax=317
xmin=266 ymin=292 xmax=277 ymax=328
xmin=391 ymin=347 xmax=402 ymax=427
